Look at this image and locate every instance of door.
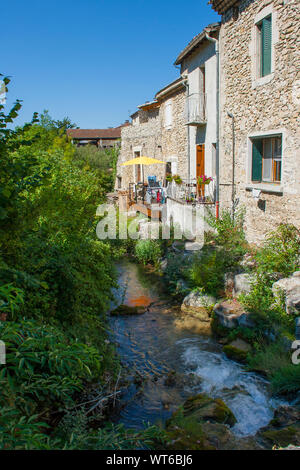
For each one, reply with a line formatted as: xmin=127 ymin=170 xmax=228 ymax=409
xmin=196 ymin=144 xmax=205 ymax=196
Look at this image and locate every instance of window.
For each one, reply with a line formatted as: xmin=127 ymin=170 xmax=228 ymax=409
xmin=252 ymin=136 xmax=282 ymax=183
xmin=164 ymin=99 xmax=173 ymax=128
xmin=257 ymin=15 xmax=272 ymax=77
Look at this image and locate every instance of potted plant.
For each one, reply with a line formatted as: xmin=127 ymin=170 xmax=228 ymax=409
xmin=173 ymin=174 xmax=183 ymax=185
xmin=166 ymin=173 xmax=173 ymax=183
xmin=197 ymin=175 xmax=213 ymax=186
xmin=197 ymin=175 xmax=213 ymax=202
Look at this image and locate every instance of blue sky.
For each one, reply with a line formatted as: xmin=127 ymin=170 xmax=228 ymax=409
xmin=2 ymin=0 xmax=219 ymax=129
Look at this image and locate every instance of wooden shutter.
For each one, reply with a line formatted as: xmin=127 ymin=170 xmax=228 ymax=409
xmin=261 ymin=16 xmax=272 ymax=77
xmin=252 ymin=139 xmax=263 ymax=182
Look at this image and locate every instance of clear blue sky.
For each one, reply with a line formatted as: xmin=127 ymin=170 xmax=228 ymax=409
xmin=2 ymin=0 xmax=219 ymax=129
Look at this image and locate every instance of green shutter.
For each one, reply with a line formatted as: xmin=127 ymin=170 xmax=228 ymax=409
xmin=252 ymin=139 xmax=263 ymax=182
xmin=261 ymin=16 xmax=272 ymax=77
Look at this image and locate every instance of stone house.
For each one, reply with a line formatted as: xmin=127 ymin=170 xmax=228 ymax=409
xmin=174 ymin=23 xmax=220 ymax=199
xmin=210 ymin=0 xmax=300 ymax=243
xmin=115 ymin=78 xmax=188 ymax=191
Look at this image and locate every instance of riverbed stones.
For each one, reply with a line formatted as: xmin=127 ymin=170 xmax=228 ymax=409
xmin=256 ymin=406 xmax=300 ymax=449
xmin=184 ymin=241 xmax=203 ymax=252
xmin=165 ymin=394 xmax=237 ymax=450
xmin=233 ymin=273 xmax=254 ymax=296
xmin=110 ymin=304 xmax=146 ymax=316
xmin=213 ymin=300 xmax=249 ymax=329
xmin=182 ymin=291 xmax=216 ymax=316
xmin=223 ymin=339 xmax=252 ymax=363
xmin=272 ymin=271 xmax=300 ymax=315
xmin=181 ymin=291 xmax=216 ymax=334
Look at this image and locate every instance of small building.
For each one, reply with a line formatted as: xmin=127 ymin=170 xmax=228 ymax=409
xmin=67 ymin=122 xmax=129 ymax=149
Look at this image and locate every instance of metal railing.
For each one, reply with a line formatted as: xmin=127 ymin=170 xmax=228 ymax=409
xmin=129 ymin=182 xmax=167 ymax=205
xmin=128 ymin=178 xmax=215 ymax=205
xmin=185 ymin=93 xmax=207 ymax=125
xmin=166 ymin=178 xmax=215 ymax=204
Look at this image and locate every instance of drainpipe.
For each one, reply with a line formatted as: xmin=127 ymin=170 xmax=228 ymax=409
xmin=181 ymin=78 xmax=191 ymax=188
xmin=227 ymin=112 xmax=235 ymax=222
xmin=205 ymin=32 xmax=220 ymax=219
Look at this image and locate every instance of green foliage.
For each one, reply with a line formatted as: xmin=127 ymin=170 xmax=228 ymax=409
xmin=240 ymin=224 xmax=300 ymax=333
xmin=0 ymin=320 xmax=103 ymax=409
xmin=0 ymin=77 xmax=120 ymax=449
xmin=134 ymin=239 xmax=163 ymax=267
xmin=162 ymin=252 xmax=190 ymax=298
xmin=55 ymin=417 xmax=168 ymax=450
xmin=189 ymin=248 xmax=225 ymax=296
xmin=247 ymin=341 xmax=300 ymax=395
xmin=0 ymin=284 xmax=24 ymax=319
xmin=254 ymin=224 xmax=300 ymax=280
xmin=187 ymin=209 xmax=248 ymax=296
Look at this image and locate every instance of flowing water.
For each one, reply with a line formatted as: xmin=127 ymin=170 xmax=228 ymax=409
xmin=110 ymin=260 xmax=284 ymax=437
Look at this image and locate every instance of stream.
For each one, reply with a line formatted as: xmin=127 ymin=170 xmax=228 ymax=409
xmin=110 ymin=260 xmax=284 ymax=437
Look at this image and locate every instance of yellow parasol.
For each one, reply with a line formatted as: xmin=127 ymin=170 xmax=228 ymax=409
xmin=121 ymin=156 xmax=166 ymax=183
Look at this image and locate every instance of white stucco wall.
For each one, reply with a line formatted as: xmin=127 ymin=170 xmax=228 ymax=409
xmin=181 ymin=41 xmax=217 ymax=182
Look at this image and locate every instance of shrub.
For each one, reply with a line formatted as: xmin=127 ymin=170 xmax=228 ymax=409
xmin=134 ymin=240 xmax=163 ymax=267
xmin=247 ymin=341 xmax=300 ymax=395
xmin=240 ymin=224 xmax=300 ymax=334
xmin=189 ymin=248 xmax=225 ymax=296
xmin=163 ymin=252 xmax=190 ymax=298
xmin=188 ymin=209 xmax=248 ymax=295
xmin=254 ymin=224 xmax=300 ymax=281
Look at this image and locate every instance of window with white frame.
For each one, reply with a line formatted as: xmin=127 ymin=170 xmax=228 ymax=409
xmin=251 ymin=135 xmax=282 ymax=183
xmin=164 ymin=99 xmax=173 ymax=128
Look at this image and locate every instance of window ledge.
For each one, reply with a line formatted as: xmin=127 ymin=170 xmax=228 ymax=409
xmin=252 ymin=73 xmax=274 ymax=89
xmin=246 ymin=183 xmax=283 ymax=195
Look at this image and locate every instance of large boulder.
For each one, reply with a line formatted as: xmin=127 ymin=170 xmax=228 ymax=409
xmin=184 ymin=241 xmax=203 ymax=252
xmin=233 ymin=273 xmax=254 ymax=296
xmin=165 ymin=394 xmax=237 ymax=450
xmin=181 ymin=291 xmax=216 ymax=322
xmin=213 ymin=300 xmax=251 ymax=330
xmin=256 ymin=406 xmax=300 ymax=449
xmin=223 ymin=339 xmax=252 ymax=363
xmin=272 ymin=271 xmax=300 ymax=315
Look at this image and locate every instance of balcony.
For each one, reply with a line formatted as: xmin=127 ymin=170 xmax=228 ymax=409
xmin=166 ymin=178 xmax=215 ymax=205
xmin=185 ymin=93 xmax=207 ymax=126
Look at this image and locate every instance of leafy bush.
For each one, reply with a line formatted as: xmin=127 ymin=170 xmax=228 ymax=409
xmin=134 ymin=240 xmax=163 ymax=267
xmin=240 ymin=224 xmax=300 ymax=333
xmin=0 ymin=77 xmax=120 ymax=449
xmin=163 ymin=252 xmax=190 ymax=299
xmin=254 ymin=224 xmax=300 ymax=280
xmin=189 ymin=248 xmax=225 ymax=296
xmin=55 ymin=418 xmax=167 ymax=450
xmin=187 ymin=209 xmax=248 ymax=296
xmin=247 ymin=341 xmax=300 ymax=395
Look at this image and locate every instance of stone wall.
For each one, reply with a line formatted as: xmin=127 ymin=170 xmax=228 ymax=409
xmin=219 ymin=0 xmax=300 ymax=244
xmin=115 ymin=86 xmax=188 ymax=190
